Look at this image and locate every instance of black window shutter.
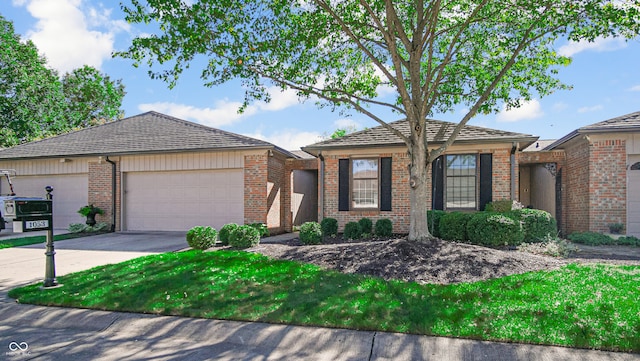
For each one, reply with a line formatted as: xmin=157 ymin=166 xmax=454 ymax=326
xmin=338 ymin=159 xmax=350 ymax=211
xmin=479 ymin=153 xmax=493 ymax=211
xmin=431 ymin=156 xmax=444 ymax=210
xmin=380 ymin=157 xmax=392 ymax=211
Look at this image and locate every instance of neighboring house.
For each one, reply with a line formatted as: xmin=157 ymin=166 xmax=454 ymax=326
xmin=540 ymin=111 xmax=640 ymax=238
xmin=0 ymin=111 xmax=315 ymax=233
xmin=302 ymin=119 xmax=538 ymax=234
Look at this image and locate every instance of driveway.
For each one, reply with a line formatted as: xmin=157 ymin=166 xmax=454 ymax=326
xmin=0 ymin=231 xmax=188 ymax=294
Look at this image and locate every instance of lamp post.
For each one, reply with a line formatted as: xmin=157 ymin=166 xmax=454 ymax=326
xmin=43 ymin=186 xmax=58 ymax=288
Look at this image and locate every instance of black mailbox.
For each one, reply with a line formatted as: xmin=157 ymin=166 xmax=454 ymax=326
xmin=11 ymin=199 xmax=53 ymax=233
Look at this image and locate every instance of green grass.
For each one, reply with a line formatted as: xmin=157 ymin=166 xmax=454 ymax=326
xmin=0 ymin=233 xmax=87 ymax=249
xmin=9 ymin=250 xmax=640 ymax=352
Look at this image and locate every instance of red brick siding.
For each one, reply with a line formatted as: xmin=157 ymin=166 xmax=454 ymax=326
xmin=589 ymin=139 xmax=627 ymax=233
xmin=88 ymin=160 xmax=121 ymax=230
xmin=244 ymin=154 xmax=268 ymax=226
xmin=564 ymin=140 xmax=590 ymax=234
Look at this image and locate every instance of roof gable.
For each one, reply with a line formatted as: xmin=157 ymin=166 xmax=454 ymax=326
xmin=0 ymin=111 xmax=285 ymax=159
xmin=303 ymin=119 xmax=537 ymax=152
xmin=545 ymin=111 xmax=640 ymax=150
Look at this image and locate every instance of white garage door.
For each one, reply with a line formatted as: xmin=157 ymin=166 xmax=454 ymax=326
xmin=11 ymin=174 xmax=88 ymax=229
xmin=628 ymin=162 xmax=640 ymax=237
xmin=124 ymin=169 xmax=244 ymax=231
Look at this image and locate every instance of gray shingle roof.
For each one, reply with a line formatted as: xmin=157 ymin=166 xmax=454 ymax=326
xmin=545 ymin=111 xmax=640 ymax=150
xmin=303 ymin=119 xmax=537 ymax=153
xmin=0 ymin=111 xmax=291 ymax=160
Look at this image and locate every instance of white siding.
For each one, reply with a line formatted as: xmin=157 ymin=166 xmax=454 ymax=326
xmin=628 ymin=155 xmax=640 ymax=237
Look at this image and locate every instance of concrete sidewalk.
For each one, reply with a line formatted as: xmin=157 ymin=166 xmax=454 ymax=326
xmin=1 ymin=231 xmax=639 ymax=360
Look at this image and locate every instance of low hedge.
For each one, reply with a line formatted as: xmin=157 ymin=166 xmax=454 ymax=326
xmin=427 ymin=210 xmax=447 ymax=238
xmin=358 ymin=218 xmax=373 ymax=236
xmin=300 ymin=222 xmax=323 ymax=245
xmin=320 ymin=218 xmax=338 ymax=238
xmin=375 ymin=218 xmax=393 ymax=237
xmin=344 ymin=222 xmax=362 ymax=240
xmin=439 ymin=212 xmax=471 ymax=241
xmin=511 ymin=209 xmax=557 ymax=243
xmin=466 ymin=212 xmax=524 ymax=247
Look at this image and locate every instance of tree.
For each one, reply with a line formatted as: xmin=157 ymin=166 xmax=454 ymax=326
xmin=117 ymin=0 xmax=640 ymax=241
xmin=0 ymin=15 xmax=126 ymax=147
xmin=62 ymin=65 xmax=126 ymax=128
xmin=0 ymin=14 xmax=66 ymax=147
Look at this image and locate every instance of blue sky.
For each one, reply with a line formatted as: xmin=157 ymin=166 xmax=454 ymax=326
xmin=2 ymin=0 xmax=640 ymax=150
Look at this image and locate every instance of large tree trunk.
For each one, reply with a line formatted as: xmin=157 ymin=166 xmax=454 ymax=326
xmin=407 ymin=131 xmax=433 ymax=242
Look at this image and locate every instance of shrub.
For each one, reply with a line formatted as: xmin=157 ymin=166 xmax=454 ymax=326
xmin=608 ymin=223 xmax=624 ymax=234
xmin=467 ymin=212 xmax=524 ymax=247
xmin=299 ymin=222 xmax=323 ymax=245
xmin=320 ymin=218 xmax=338 ymax=238
xmin=68 ymin=222 xmax=111 ymax=233
xmin=344 ymin=221 xmax=362 ymax=240
xmin=567 ymin=232 xmax=614 ymax=246
xmin=512 ymin=209 xmax=558 ymax=243
xmin=228 ymin=225 xmax=260 ymax=249
xmin=615 ymin=236 xmax=640 ymax=246
xmin=218 ymin=223 xmax=239 ymax=246
xmin=186 ymin=226 xmax=218 ymax=250
xmin=484 ymin=200 xmax=513 ymax=212
xmin=518 ymin=236 xmax=578 ymax=258
xmin=249 ymin=223 xmax=270 ymax=237
xmin=427 ymin=210 xmax=447 ymax=238
xmin=375 ymin=218 xmax=393 ymax=237
xmin=358 ymin=218 xmax=373 ymax=236
xmin=439 ymin=212 xmax=471 ymax=241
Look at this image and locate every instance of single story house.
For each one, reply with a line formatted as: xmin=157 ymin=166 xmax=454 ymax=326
xmin=540 ymin=111 xmax=640 ymax=237
xmin=0 ymin=111 xmax=316 ymax=233
xmin=302 ymin=119 xmax=538 ymax=234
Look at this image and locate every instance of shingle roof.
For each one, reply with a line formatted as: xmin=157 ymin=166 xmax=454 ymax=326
xmin=302 ymin=119 xmax=537 ymax=153
xmin=0 ymin=111 xmax=292 ymax=160
xmin=545 ymin=111 xmax=640 ymax=150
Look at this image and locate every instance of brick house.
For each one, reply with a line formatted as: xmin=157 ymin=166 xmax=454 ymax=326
xmin=302 ymin=119 xmax=537 ymax=233
xmin=540 ymin=111 xmax=640 ymax=237
xmin=0 ymin=111 xmax=315 ymax=233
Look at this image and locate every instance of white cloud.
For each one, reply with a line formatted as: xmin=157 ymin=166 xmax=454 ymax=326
xmin=496 ymin=99 xmax=544 ymax=122
xmin=138 ymin=86 xmax=303 ymax=127
xmin=243 ymin=130 xmax=323 ymax=151
xmin=558 ymin=37 xmax=627 ymax=57
xmin=578 ymin=105 xmax=603 ymax=113
xmin=629 ymin=85 xmax=640 ymax=92
xmin=20 ymin=0 xmax=125 ymax=73
xmin=552 ymin=102 xmax=568 ymax=111
xmin=333 ymin=118 xmax=361 ymax=129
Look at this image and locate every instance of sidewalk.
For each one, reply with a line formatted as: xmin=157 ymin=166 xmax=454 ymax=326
xmin=1 ymin=232 xmax=639 ymax=360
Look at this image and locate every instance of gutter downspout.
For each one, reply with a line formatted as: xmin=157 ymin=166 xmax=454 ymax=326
xmin=510 ymin=143 xmax=518 ymax=201
xmin=318 ymin=152 xmax=325 ymax=222
xmin=105 ymin=156 xmax=117 ymax=232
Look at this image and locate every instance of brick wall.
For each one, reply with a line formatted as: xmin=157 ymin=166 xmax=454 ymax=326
xmin=267 ymin=153 xmax=287 ymax=234
xmin=589 ymin=139 xmax=627 ymax=233
xmin=244 ymin=153 xmax=268 ymax=226
xmin=564 ymin=140 xmax=590 ymax=234
xmin=87 ymin=159 xmax=120 ymax=230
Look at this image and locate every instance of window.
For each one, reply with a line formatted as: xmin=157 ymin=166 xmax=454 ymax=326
xmin=352 ymin=159 xmax=378 ymax=208
xmin=445 ymin=154 xmax=477 ymax=209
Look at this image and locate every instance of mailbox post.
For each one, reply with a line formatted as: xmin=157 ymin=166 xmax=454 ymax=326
xmin=43 ymin=186 xmax=57 ymax=288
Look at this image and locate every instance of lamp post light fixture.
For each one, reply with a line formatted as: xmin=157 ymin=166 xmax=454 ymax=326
xmin=43 ymin=186 xmax=59 ymax=288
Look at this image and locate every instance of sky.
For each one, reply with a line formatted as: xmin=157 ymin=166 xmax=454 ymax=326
xmin=2 ymin=0 xmax=640 ymax=151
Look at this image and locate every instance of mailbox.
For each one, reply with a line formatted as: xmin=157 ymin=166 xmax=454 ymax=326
xmin=9 ymin=198 xmax=53 ymax=233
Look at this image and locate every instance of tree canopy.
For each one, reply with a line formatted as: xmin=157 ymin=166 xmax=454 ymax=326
xmin=118 ymin=0 xmax=640 ymax=240
xmin=0 ymin=14 xmax=126 ymax=147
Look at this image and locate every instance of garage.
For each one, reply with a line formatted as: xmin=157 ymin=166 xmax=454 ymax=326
xmin=11 ymin=174 xmax=88 ymax=230
xmin=628 ymin=161 xmax=640 ymax=237
xmin=123 ymin=169 xmax=244 ymax=231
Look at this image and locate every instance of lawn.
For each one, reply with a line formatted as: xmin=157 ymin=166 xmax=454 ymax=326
xmin=9 ymin=250 xmax=640 ymax=352
xmin=0 ymin=232 xmax=87 ymax=249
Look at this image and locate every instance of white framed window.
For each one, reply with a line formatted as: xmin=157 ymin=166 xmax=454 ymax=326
xmin=445 ymin=154 xmax=477 ymax=209
xmin=352 ymin=159 xmax=379 ymax=209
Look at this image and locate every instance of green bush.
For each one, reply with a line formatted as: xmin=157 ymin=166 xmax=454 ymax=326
xmin=320 ymin=218 xmax=338 ymax=238
xmin=512 ymin=209 xmax=558 ymax=243
xmin=249 ymin=223 xmax=270 ymax=237
xmin=218 ymin=223 xmax=239 ymax=246
xmin=299 ymin=222 xmax=323 ymax=245
xmin=375 ymin=218 xmax=393 ymax=237
xmin=228 ymin=225 xmax=260 ymax=249
xmin=427 ymin=210 xmax=447 ymax=238
xmin=467 ymin=212 xmax=524 ymax=247
xmin=358 ymin=218 xmax=373 ymax=236
xmin=344 ymin=221 xmax=362 ymax=240
xmin=567 ymin=232 xmax=614 ymax=246
xmin=186 ymin=226 xmax=218 ymax=250
xmin=439 ymin=212 xmax=471 ymax=241
xmin=484 ymin=200 xmax=514 ymax=212
xmin=68 ymin=222 xmax=111 ymax=233
xmin=616 ymin=236 xmax=640 ymax=246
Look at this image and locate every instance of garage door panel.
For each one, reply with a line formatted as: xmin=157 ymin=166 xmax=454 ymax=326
xmin=124 ymin=170 xmax=244 ymax=231
xmin=629 ymin=170 xmax=640 ymax=237
xmin=11 ymin=174 xmax=88 ymax=229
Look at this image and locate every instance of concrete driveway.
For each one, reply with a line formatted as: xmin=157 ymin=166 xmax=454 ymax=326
xmin=0 ymin=231 xmax=188 ymax=293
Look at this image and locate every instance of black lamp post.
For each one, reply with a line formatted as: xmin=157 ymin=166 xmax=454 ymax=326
xmin=43 ymin=186 xmax=58 ymax=288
